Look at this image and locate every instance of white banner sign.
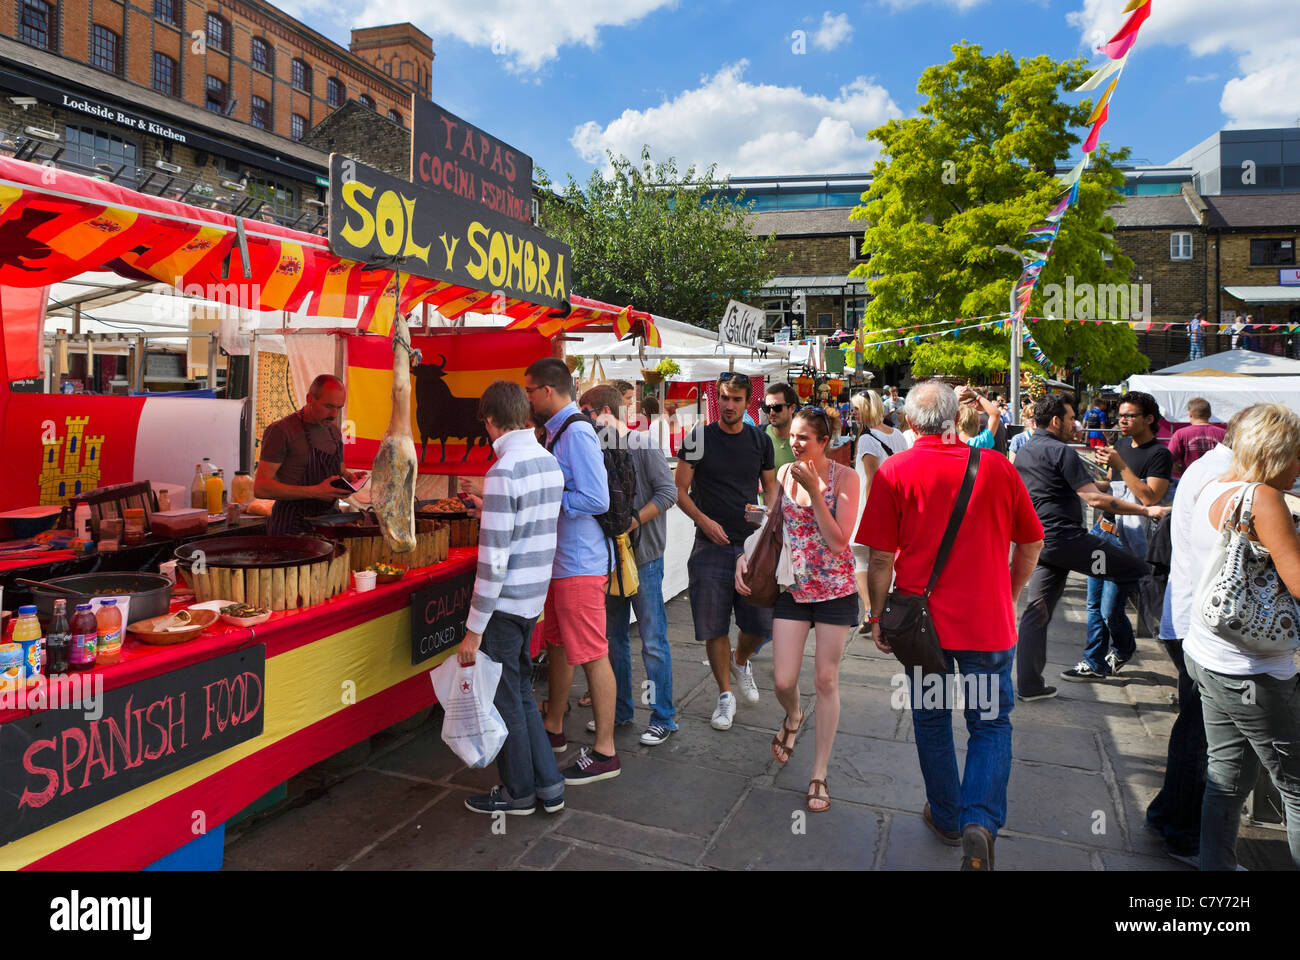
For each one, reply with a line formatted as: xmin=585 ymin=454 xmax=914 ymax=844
xmin=1280 ymin=268 xmax=1300 ymax=286
xmin=718 ymin=299 xmax=764 ymax=349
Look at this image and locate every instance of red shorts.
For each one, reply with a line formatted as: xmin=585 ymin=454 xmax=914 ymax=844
xmin=542 ymin=575 xmax=609 ymax=665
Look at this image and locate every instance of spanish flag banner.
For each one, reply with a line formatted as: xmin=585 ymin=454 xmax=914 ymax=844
xmin=343 ymin=329 xmax=551 ymax=476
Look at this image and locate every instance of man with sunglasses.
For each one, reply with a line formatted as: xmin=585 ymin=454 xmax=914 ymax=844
xmin=1067 ymin=391 xmax=1172 ymax=682
xmin=764 ymin=382 xmax=798 ymax=474
xmin=677 ymin=372 xmax=778 ymax=730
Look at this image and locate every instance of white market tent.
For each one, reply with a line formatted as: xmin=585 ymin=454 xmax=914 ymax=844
xmin=1152 ymin=349 xmax=1300 ymax=377
xmin=567 ymin=313 xmax=802 ymax=381
xmin=1126 ymin=374 xmax=1300 ymax=422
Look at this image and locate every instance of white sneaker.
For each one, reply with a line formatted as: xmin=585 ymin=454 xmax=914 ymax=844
xmin=711 ymin=692 xmax=737 ymax=730
xmin=730 ymin=654 xmax=760 ymax=705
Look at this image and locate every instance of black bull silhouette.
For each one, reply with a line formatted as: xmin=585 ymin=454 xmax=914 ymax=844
xmin=411 ymin=354 xmax=494 ymax=463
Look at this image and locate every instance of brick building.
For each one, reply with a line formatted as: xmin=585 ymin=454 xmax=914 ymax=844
xmin=0 ymin=1 xmax=432 ymax=228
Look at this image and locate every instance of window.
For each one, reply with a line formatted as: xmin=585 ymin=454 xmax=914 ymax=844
xmin=849 ymin=235 xmax=870 ymax=262
xmin=1170 ymin=232 xmax=1193 ymax=261
xmin=247 ymin=176 xmax=295 ymax=218
xmin=1250 ymin=238 xmax=1295 ymax=266
xmin=152 ymin=52 xmax=178 ymax=96
xmin=387 ymin=108 xmax=402 ymax=125
xmin=358 ymin=93 xmax=374 ymax=111
xmin=327 ymin=77 xmax=343 ymax=108
xmin=816 ymin=313 xmax=833 ymax=330
xmin=291 ymin=58 xmax=311 ymax=92
xmin=251 ymin=37 xmax=271 ymax=74
xmin=845 ymin=298 xmax=867 ymax=327
xmin=205 ymin=75 xmax=227 ymax=113
xmin=90 ymin=24 xmax=121 ymax=75
xmin=153 ymin=0 xmax=175 ymax=24
xmin=18 ymin=0 xmax=56 ymax=51
xmin=65 ymin=124 xmax=137 ymax=172
xmin=291 ymin=113 xmax=305 ymax=141
xmin=205 ymin=12 xmax=227 ymax=52
xmin=250 ymin=95 xmax=269 ymax=130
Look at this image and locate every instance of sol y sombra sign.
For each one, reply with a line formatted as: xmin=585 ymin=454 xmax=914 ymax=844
xmin=329 ymin=154 xmax=571 ymax=310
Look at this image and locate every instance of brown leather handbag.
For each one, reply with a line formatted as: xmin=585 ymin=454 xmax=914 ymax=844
xmin=879 ymin=446 xmax=980 ymax=677
xmin=742 ymin=499 xmax=784 ymax=608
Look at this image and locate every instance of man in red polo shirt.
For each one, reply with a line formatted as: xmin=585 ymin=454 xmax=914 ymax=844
xmin=858 ymin=380 xmax=1044 ymax=871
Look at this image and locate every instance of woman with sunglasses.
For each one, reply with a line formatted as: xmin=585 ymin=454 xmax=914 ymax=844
xmin=735 ymin=406 xmax=859 ymax=812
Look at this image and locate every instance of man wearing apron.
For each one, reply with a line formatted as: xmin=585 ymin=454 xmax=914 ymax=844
xmin=254 ymin=374 xmax=369 ymax=535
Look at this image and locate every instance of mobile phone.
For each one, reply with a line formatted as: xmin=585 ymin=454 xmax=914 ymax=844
xmin=457 ymin=492 xmax=476 ymax=509
xmin=330 ymin=476 xmax=359 ymax=493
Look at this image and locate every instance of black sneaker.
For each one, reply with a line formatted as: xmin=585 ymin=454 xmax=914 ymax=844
xmin=1060 ymin=661 xmax=1107 ymax=682
xmin=561 ymin=747 xmax=622 ymax=785
xmin=639 ymin=724 xmax=673 ymax=746
xmin=464 ymin=785 xmax=535 ymax=816
xmin=538 ymin=794 xmax=565 ymax=815
xmin=1105 ymin=650 xmax=1133 ymax=675
xmin=1017 ymin=686 xmax=1058 ymax=702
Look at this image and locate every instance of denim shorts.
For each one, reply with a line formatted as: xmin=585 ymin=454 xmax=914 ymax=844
xmin=688 ymin=539 xmax=774 ymax=644
xmin=773 ymin=591 xmax=860 ymax=627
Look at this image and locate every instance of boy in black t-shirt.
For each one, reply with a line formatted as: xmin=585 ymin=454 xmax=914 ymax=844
xmin=675 ymin=374 xmax=778 ymax=732
xmin=1067 ymin=392 xmax=1172 ymax=682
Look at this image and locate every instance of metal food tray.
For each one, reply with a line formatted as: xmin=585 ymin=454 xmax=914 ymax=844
xmin=174 ymin=535 xmax=336 ymax=570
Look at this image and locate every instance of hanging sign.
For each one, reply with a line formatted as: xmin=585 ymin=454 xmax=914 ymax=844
xmin=329 ymin=154 xmax=571 ymax=309
xmin=410 ymin=100 xmax=535 ymax=227
xmin=718 ymin=299 xmax=764 ymax=349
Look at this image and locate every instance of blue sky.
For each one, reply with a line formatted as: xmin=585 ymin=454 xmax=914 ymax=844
xmin=290 ymin=0 xmax=1300 ymax=183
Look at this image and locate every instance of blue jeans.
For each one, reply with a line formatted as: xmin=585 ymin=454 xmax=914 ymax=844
xmin=607 ymin=556 xmax=677 ymax=729
xmin=480 ymin=611 xmax=563 ymax=805
xmin=909 ymin=647 xmax=1015 ymax=838
xmin=1084 ymin=528 xmax=1137 ymax=673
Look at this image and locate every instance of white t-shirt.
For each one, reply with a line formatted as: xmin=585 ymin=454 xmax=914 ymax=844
xmin=870 ymin=426 xmax=910 ymax=457
xmin=1183 ymin=478 xmax=1299 ymax=680
xmin=1168 ymin=443 xmax=1232 ymax=639
xmin=854 ymin=431 xmax=886 ymax=529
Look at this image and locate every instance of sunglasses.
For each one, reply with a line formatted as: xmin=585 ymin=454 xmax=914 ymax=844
xmin=798 ymin=404 xmax=831 ymax=423
xmin=718 ymin=372 xmax=751 ymax=387
xmin=763 ymin=403 xmax=790 ymax=414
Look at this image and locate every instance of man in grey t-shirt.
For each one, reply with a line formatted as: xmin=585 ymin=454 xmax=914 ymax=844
xmin=582 ymin=384 xmax=680 ymax=746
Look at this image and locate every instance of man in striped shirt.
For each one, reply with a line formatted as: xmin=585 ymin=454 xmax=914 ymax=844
xmin=459 ymin=380 xmax=567 ymax=816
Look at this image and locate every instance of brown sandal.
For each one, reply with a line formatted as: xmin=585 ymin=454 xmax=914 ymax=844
xmin=806 ymin=778 xmax=830 ymax=812
xmin=578 ymin=693 xmax=592 ymax=708
xmin=538 ymin=700 xmax=572 ymax=719
xmin=771 ymin=711 xmax=803 ymax=763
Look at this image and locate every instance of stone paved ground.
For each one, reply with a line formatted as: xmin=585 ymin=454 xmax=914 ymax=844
xmin=223 ymin=576 xmax=1289 ymax=871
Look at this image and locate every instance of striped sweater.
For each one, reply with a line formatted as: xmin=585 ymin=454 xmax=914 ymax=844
xmin=466 ymin=427 xmax=564 ymax=635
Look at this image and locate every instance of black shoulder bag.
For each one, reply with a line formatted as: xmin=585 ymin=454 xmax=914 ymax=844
xmin=878 ymin=445 xmax=981 ymax=677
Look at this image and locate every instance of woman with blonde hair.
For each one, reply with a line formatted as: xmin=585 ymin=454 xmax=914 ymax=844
xmin=860 ymin=389 xmax=910 ymax=457
xmin=1182 ymin=402 xmax=1300 ymax=870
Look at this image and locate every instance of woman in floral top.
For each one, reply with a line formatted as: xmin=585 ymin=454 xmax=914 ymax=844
xmin=736 ymin=407 xmax=859 ymax=811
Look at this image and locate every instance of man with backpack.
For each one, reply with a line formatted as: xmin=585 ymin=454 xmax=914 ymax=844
xmin=1083 ymin=397 xmax=1109 ymax=449
xmin=525 ymin=358 xmax=620 ymax=785
xmin=581 ymin=384 xmax=680 ymax=745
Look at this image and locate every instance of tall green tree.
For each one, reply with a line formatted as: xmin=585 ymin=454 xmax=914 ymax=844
xmin=853 ymin=42 xmax=1146 ymax=383
xmin=537 ymin=148 xmax=781 ymax=329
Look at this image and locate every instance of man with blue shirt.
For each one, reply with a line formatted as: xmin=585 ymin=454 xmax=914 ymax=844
xmin=526 ymin=358 xmax=620 ymax=785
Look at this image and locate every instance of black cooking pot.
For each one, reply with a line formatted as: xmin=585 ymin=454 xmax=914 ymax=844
xmin=28 ymin=572 xmax=173 ymax=627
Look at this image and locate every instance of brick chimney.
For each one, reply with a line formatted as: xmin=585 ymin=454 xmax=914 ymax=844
xmin=350 ymin=23 xmax=435 ymax=99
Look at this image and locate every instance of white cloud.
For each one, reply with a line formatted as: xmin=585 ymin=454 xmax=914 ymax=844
xmin=571 ymin=61 xmax=901 ymax=177
xmin=877 ymin=0 xmax=987 ymax=11
xmin=352 ymin=0 xmax=676 ymax=72
xmin=1185 ymin=73 xmax=1219 ymax=84
xmin=812 ymin=12 xmax=854 ymax=51
xmin=1067 ymin=0 xmax=1300 ymax=132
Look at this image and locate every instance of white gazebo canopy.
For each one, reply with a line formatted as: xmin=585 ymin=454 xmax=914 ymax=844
xmin=1153 ymin=349 xmax=1300 ymax=377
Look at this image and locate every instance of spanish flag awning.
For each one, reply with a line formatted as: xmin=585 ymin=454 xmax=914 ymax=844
xmin=0 ymin=156 xmax=659 ymax=343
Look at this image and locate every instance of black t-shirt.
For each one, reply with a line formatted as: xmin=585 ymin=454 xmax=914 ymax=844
xmin=1102 ymin=436 xmax=1173 ymax=522
xmin=682 ymin=422 xmax=775 ymax=544
xmin=1014 ymin=429 xmax=1097 ymax=542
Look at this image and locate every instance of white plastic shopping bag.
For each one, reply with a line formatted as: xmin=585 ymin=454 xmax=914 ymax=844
xmin=429 ymin=654 xmax=508 ymax=768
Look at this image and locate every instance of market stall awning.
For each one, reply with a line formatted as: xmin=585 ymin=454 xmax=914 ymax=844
xmin=1222 ymin=285 xmax=1300 ymax=305
xmin=761 ymin=275 xmax=869 ymax=297
xmin=1154 ymin=348 xmax=1300 ymax=376
xmin=0 ymin=156 xmax=657 ymax=343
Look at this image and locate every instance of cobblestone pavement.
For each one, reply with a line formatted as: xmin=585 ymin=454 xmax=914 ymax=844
xmin=223 ymin=577 xmax=1289 ymax=870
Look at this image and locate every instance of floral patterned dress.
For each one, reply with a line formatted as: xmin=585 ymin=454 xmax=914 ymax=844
xmin=780 ymin=461 xmax=856 ymax=603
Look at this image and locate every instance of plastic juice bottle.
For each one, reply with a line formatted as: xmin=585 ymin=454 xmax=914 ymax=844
xmin=69 ymin=603 xmax=98 ymax=672
xmin=95 ymin=599 xmax=124 ymax=666
xmin=191 ymin=463 xmax=206 ymax=510
xmin=205 ymin=471 xmax=224 ymax=515
xmin=10 ymin=605 xmax=43 ymax=683
xmin=47 ymin=599 xmax=70 ymax=676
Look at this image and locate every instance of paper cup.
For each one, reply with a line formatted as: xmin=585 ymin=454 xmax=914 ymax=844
xmin=159 ymin=560 xmax=179 ymax=584
xmin=353 ymin=570 xmax=377 ymax=593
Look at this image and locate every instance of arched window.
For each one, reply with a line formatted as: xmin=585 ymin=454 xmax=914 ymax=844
xmin=18 ymin=0 xmax=57 ymax=52
xmin=387 ymin=109 xmax=402 ymax=126
xmin=90 ymin=24 xmax=121 ymax=75
xmin=291 ymin=113 xmax=305 ymax=141
xmin=48 ymin=448 xmax=55 ymax=463
xmin=153 ymin=52 xmax=179 ymax=96
xmin=69 ymin=435 xmax=77 ymax=453
xmin=291 ymin=58 xmax=311 ymax=92
xmin=251 ymin=95 xmax=269 ymax=130
xmin=358 ymin=94 xmax=374 ymax=111
xmin=327 ymin=77 xmax=343 ymax=108
xmin=251 ymin=37 xmax=272 ymax=74
xmin=74 ymin=480 xmax=82 ymax=494
xmin=58 ymin=481 xmax=65 ymax=497
xmin=205 ymin=12 xmax=227 ymax=51
xmin=89 ymin=447 xmax=97 ymax=461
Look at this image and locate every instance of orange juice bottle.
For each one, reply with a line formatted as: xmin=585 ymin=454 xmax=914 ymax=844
xmin=95 ymin=599 xmax=124 ymax=665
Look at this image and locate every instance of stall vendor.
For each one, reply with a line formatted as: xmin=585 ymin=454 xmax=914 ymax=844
xmin=255 ymin=374 xmax=368 ymax=535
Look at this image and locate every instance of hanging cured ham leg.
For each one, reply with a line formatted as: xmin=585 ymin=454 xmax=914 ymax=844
xmin=370 ymin=312 xmax=420 ymax=554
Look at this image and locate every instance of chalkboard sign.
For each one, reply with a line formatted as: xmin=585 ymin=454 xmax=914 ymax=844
xmin=410 ymin=570 xmax=475 ymax=666
xmin=0 ymin=646 xmax=265 ymax=845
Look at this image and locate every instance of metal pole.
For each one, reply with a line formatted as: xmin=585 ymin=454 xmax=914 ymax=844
xmin=1009 ymin=286 xmax=1021 ymax=425
xmin=207 ymin=332 xmax=218 ymax=390
xmin=247 ymin=329 xmax=259 ymax=474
